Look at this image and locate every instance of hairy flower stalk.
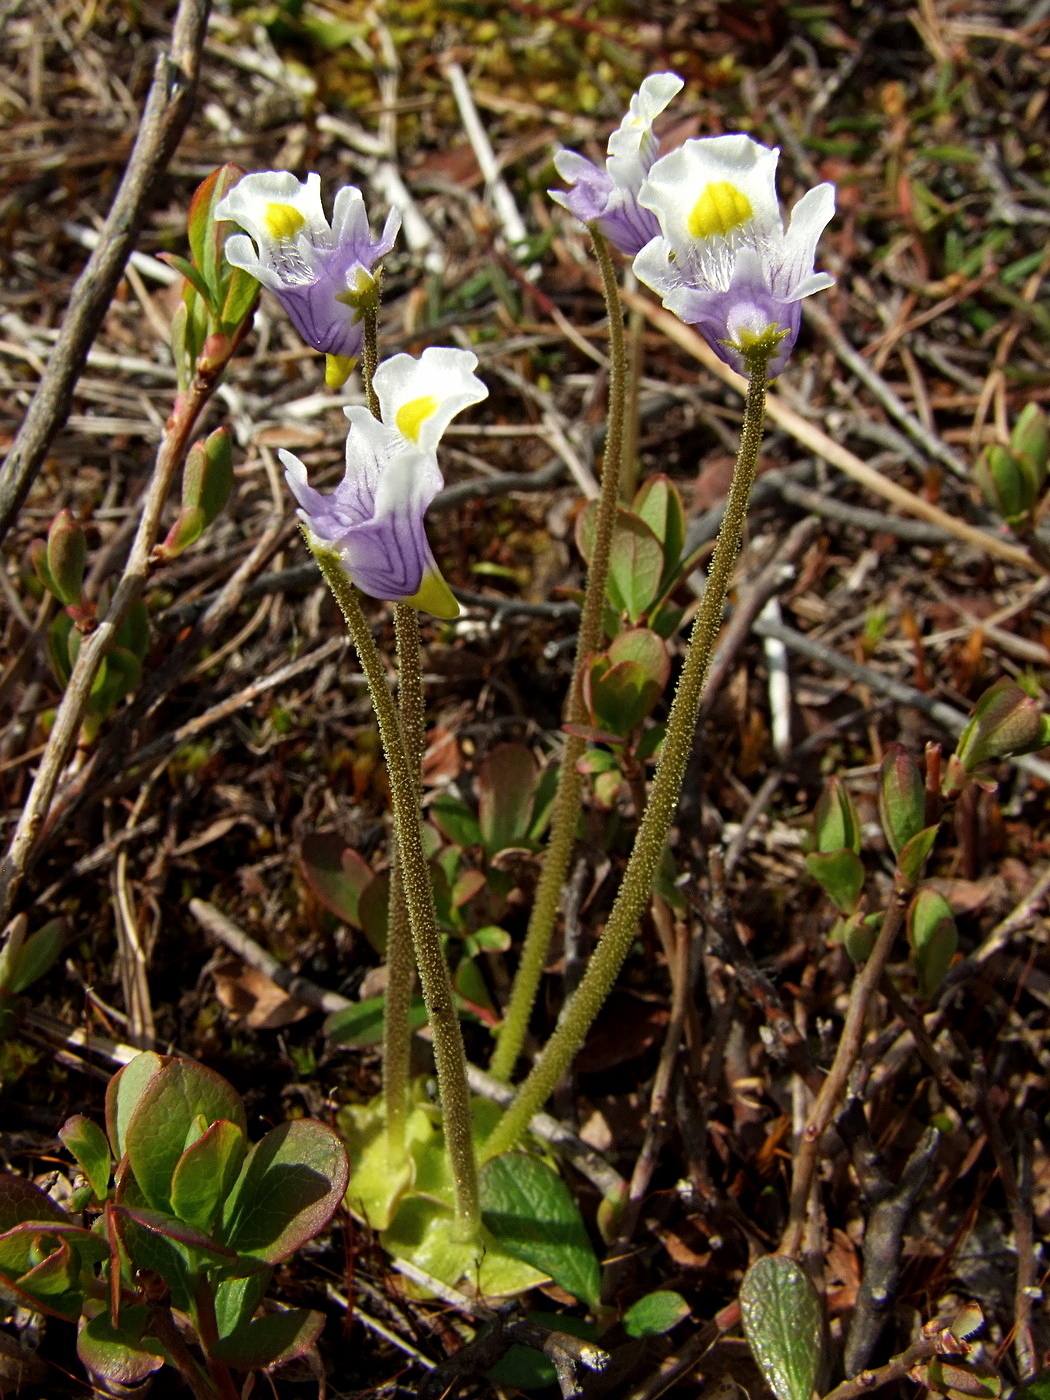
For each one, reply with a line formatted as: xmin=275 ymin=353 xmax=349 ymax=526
xmin=289 ymin=341 xmax=487 ymax=1230
xmin=217 ymin=171 xmax=399 ymax=388
xmin=309 ymin=550 xmax=481 ymax=1237
xmin=490 ymin=228 xmax=629 ymax=1082
xmin=482 ymin=339 xmax=778 ymax=1161
xmin=358 ymin=308 xmax=416 ymax=1169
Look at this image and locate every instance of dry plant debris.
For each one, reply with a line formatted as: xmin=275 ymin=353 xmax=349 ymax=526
xmin=1 ymin=0 xmax=1050 ymax=1396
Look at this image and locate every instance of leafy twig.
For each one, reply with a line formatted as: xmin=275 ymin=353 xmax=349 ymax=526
xmin=0 ymin=367 xmax=226 ymax=927
xmin=0 ymin=0 xmax=211 ymax=543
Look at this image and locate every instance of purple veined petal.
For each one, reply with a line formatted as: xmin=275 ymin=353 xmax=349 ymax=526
xmin=373 ymin=347 xmax=488 ymax=455
xmin=274 ymin=275 xmax=366 ymax=359
xmin=347 ymin=446 xmax=443 ymax=601
xmin=550 ymin=151 xmax=614 ymax=223
xmin=596 ymin=195 xmax=663 ymax=257
xmin=551 ymin=141 xmax=665 ymax=254
xmin=774 ymin=182 xmax=837 ymax=299
xmin=282 ymin=440 xmax=444 ymax=605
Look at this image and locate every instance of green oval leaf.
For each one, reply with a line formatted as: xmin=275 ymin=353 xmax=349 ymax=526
xmin=740 ymin=1254 xmax=824 ymax=1400
xmin=623 ymin=1289 xmax=691 ymax=1337
xmin=324 ymin=994 xmax=428 ymax=1049
xmin=124 ymin=1058 xmax=247 ymax=1213
xmin=210 ymin=1308 xmax=325 ymax=1369
xmin=480 ymin=1154 xmax=600 ymax=1310
xmin=633 ymin=474 xmax=685 ymax=587
xmin=170 ymin=1119 xmax=247 ymax=1234
xmin=576 ymin=505 xmax=665 ymax=624
xmin=77 ymin=1305 xmax=166 ymax=1386
xmin=220 ymin=1119 xmax=349 ymax=1264
xmin=105 ymin=1051 xmax=164 ymax=1161
xmin=805 ymin=849 xmax=865 ymax=916
xmin=59 ymin=1115 xmax=111 ymax=1202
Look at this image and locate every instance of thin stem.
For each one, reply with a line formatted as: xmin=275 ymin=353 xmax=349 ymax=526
xmin=489 ymin=226 xmax=628 ymax=1082
xmin=482 ymin=347 xmax=774 ymax=1160
xmin=0 ymin=367 xmax=222 ymax=928
xmin=0 ymin=0 xmax=211 ymax=545
xmin=779 ymin=889 xmax=909 ymax=1258
xmin=358 ymin=303 xmax=417 ymax=1168
xmin=362 ymin=305 xmax=380 ymax=420
xmin=382 ymin=602 xmax=426 ymax=1165
xmin=310 ymin=550 xmax=480 ymax=1237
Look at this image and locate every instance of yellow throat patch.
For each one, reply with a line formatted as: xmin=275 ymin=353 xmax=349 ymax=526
xmin=395 ymin=396 xmax=439 ymax=443
xmin=687 ymin=182 xmax=753 ymax=240
xmin=264 ymin=203 xmax=307 ymax=240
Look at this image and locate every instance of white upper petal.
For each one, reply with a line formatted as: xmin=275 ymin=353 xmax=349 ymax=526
xmin=330 ymin=184 xmax=368 ymax=243
xmin=775 ymin=182 xmax=836 ymax=298
xmin=373 ymin=347 xmax=488 ymax=455
xmin=605 ymin=72 xmax=684 ymax=198
xmin=216 ymin=171 xmax=331 ymax=250
xmin=639 ymin=135 xmax=783 ymax=257
xmin=606 ymin=72 xmax=684 ymax=162
xmin=632 ymin=234 xmax=679 ymax=300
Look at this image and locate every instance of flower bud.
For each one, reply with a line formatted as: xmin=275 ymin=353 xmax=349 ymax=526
xmin=972 ymin=444 xmax=1041 ymax=527
xmin=40 ymin=509 xmax=86 ymax=607
xmin=158 ymin=428 xmax=233 ymax=560
xmin=952 ymin=677 xmax=1050 ymax=773
xmin=878 ymin=744 xmax=925 ymax=858
xmin=813 ymin=776 xmax=861 ymax=854
xmin=907 ymin=887 xmax=958 ymax=998
xmin=1010 ymin=403 xmax=1048 ymax=483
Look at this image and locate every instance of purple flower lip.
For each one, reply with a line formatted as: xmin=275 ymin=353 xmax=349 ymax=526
xmin=549 ymin=73 xmax=684 ymax=256
xmin=217 ymin=171 xmax=400 ymax=379
xmin=281 ymin=348 xmax=488 ymax=617
xmin=633 ymin=134 xmax=835 ymax=377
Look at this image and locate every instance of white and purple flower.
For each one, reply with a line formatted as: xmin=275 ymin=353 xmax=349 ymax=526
xmin=216 ymin=171 xmax=400 ymax=389
xmin=549 ymin=73 xmax=684 ymax=256
xmin=281 ymin=348 xmax=487 ymax=618
xmin=633 ymin=134 xmax=836 ymax=377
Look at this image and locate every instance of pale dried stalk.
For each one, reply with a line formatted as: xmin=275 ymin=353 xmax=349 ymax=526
xmin=0 ymin=370 xmax=222 ymax=927
xmin=0 ymin=0 xmax=211 ymax=542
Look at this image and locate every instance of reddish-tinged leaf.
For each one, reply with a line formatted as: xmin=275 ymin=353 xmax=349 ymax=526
xmin=478 ymin=744 xmax=538 ymax=855
xmin=78 ymin=1306 xmax=166 ymax=1386
xmin=210 ymin=1308 xmax=325 ymax=1368
xmin=299 ymin=833 xmax=374 ymax=928
xmin=124 ymin=1058 xmax=246 ymax=1212
xmin=220 ymin=1120 xmax=349 ymax=1264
